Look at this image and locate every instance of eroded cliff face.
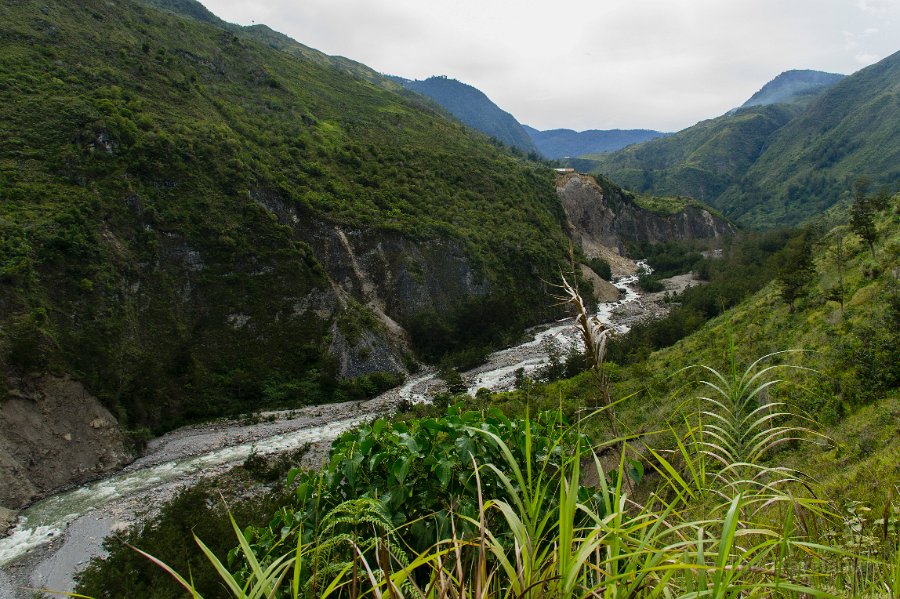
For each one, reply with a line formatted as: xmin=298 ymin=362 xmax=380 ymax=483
xmin=0 ymin=376 xmax=130 ymax=515
xmin=253 ymin=188 xmax=492 ymax=378
xmin=558 ymin=174 xmax=735 ymax=257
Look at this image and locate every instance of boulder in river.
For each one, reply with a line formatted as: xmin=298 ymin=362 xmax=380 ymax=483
xmin=0 ymin=506 xmax=16 ymax=536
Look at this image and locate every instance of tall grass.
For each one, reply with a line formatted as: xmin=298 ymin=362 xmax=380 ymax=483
xmin=123 ymin=356 xmax=896 ymax=598
xmin=81 ymin=271 xmax=895 ymax=597
xmin=104 ymin=276 xmax=896 ymax=597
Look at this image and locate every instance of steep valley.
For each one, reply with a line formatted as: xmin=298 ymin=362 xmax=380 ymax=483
xmin=0 ymin=0 xmax=734 ymax=527
xmin=2 ymin=0 xmax=897 ymax=596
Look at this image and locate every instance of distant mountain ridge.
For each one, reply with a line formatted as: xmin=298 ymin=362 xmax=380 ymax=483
xmin=390 ymin=75 xmax=670 ymax=160
xmin=392 ymin=76 xmax=539 ymax=153
xmin=523 ymin=126 xmax=669 ymax=159
xmin=582 ymin=52 xmax=899 ymax=227
xmin=739 ymin=69 xmax=844 ymax=109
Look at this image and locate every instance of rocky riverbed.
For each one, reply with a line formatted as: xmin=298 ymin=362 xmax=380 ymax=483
xmin=0 ymin=267 xmax=698 ymax=597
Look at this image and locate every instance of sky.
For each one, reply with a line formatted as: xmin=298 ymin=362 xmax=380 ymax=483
xmin=199 ymin=0 xmax=900 ymax=132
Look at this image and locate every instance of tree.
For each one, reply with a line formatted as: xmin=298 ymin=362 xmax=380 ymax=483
xmin=825 ymin=233 xmax=846 ymax=314
xmin=848 ymin=176 xmax=878 ymax=258
xmin=775 ymin=232 xmax=815 ymax=312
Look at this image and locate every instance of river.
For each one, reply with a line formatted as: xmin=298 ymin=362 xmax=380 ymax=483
xmin=0 ymin=265 xmax=659 ymax=596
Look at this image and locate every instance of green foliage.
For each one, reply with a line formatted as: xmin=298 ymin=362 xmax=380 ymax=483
xmin=637 ymin=270 xmax=664 ymax=292
xmin=406 ymin=294 xmax=528 ymax=366
xmin=608 ymin=229 xmax=799 ymax=363
xmin=775 ymin=228 xmax=817 ymax=311
xmin=0 ymin=0 xmax=571 ymax=431
xmin=587 ymin=51 xmax=900 ymax=228
xmin=585 ymin=256 xmax=612 ymax=281
xmin=626 ymin=240 xmax=705 ymax=278
xmin=74 ymin=454 xmax=306 ymax=598
xmin=249 ymin=407 xmax=584 ymax=554
xmin=134 ymin=377 xmax=896 ymax=598
xmin=631 ymin=193 xmax=711 ymax=216
xmin=849 ymin=176 xmax=881 ymax=257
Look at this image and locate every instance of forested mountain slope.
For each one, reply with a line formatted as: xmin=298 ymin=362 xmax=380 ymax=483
xmin=738 ymin=69 xmax=843 ymax=109
xmin=578 ymin=104 xmax=800 ymax=207
xmin=585 ymin=52 xmax=900 ymax=227
xmin=393 ymin=76 xmax=539 ymax=154
xmin=0 ymin=0 xmax=573 ymax=437
xmin=719 ymin=51 xmax=900 ymax=226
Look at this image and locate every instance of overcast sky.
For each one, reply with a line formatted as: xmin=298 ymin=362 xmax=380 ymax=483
xmin=199 ymin=0 xmax=899 ymax=132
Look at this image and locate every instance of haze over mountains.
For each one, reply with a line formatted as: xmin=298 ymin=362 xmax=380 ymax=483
xmin=738 ymin=69 xmax=844 ymax=110
xmin=523 ymin=126 xmax=669 ymax=159
xmin=392 ymin=75 xmax=670 ymax=159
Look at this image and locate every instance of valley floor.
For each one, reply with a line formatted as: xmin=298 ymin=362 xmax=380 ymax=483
xmin=0 ymin=267 xmax=693 ymax=596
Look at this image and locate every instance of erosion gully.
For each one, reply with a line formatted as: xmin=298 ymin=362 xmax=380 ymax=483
xmin=0 ymin=266 xmax=650 ymax=596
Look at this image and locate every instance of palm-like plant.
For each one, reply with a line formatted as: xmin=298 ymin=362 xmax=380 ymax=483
xmin=693 ymin=348 xmax=824 ymax=496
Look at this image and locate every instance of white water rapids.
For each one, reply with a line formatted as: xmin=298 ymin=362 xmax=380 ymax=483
xmin=0 ymin=263 xmax=652 ymax=594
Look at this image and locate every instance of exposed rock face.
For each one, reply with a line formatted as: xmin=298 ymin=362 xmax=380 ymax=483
xmin=558 ymin=174 xmax=735 ymax=257
xmin=0 ymin=376 xmax=130 ymax=512
xmin=256 ymin=190 xmax=492 ymax=379
xmin=300 ymin=223 xmax=489 ymax=324
xmin=0 ymin=506 xmax=15 ymax=536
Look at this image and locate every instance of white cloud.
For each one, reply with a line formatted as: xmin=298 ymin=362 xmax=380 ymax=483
xmin=199 ymin=0 xmax=900 ymax=131
xmin=856 ymin=0 xmax=900 ymax=15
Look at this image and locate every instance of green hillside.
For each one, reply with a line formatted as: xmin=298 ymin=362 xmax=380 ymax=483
xmin=0 ymin=0 xmax=572 ymax=431
xmin=738 ymin=69 xmax=844 ymax=109
xmin=395 ymin=76 xmax=539 ymax=154
xmin=490 ymin=196 xmax=900 ymax=504
xmin=720 ymin=52 xmax=900 ymax=226
xmin=579 ymin=104 xmax=800 ymax=207
xmin=585 ymin=51 xmax=900 ymax=228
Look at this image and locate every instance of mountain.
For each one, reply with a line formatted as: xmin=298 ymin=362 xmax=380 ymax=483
xmin=144 ymin=0 xmax=400 ymax=87
xmin=577 ymin=104 xmax=801 ymax=207
xmin=739 ymin=69 xmax=844 ymax=109
xmin=585 ymin=52 xmax=900 ymax=227
xmin=524 ymin=126 xmax=669 ymax=159
xmin=719 ymin=53 xmax=900 ymax=226
xmin=0 ymin=0 xmax=736 ymax=510
xmin=0 ymin=0 xmax=574 ymax=444
xmin=393 ymin=76 xmax=539 ymax=154
xmin=557 ymin=173 xmax=735 ymax=260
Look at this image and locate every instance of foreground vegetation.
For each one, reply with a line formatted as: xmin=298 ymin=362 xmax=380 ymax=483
xmin=75 ymin=197 xmax=899 ymax=597
xmin=78 ymin=366 xmax=898 ymax=597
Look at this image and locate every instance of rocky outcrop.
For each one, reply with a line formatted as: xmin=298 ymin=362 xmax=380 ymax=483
xmin=253 ymin=189 xmax=492 ymax=379
xmin=558 ymin=174 xmax=735 ymax=258
xmin=0 ymin=376 xmax=130 ymax=513
xmin=300 ymin=223 xmax=489 ymax=324
xmin=0 ymin=506 xmax=15 ymax=536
